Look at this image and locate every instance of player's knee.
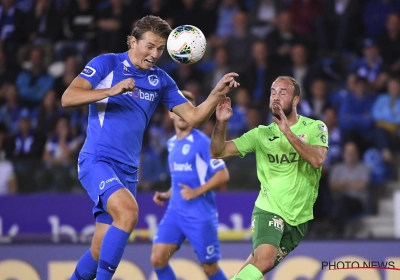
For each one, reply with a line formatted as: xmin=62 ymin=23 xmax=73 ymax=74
xmin=111 ymin=202 xmax=139 ymax=232
xmin=150 ymin=252 xmax=168 ymax=268
xmin=201 ymin=262 xmax=219 ymax=276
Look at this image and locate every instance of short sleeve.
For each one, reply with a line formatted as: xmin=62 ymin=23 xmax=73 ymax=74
xmin=309 ymin=120 xmax=329 ymax=149
xmin=159 ymin=71 xmax=188 ymax=111
xmin=232 ymin=127 xmax=259 ymax=158
xmin=78 ymin=54 xmax=118 ymax=88
xmin=198 ymin=137 xmax=226 ymax=175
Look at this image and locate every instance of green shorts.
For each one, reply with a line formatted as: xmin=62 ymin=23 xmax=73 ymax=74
xmin=251 ymin=206 xmax=307 ymax=269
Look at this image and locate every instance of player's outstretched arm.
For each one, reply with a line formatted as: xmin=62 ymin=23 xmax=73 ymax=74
xmin=179 ymin=168 xmax=229 ymax=200
xmin=61 ymin=77 xmax=137 ymax=107
xmin=210 ymin=97 xmax=241 ymax=159
xmin=172 ymin=73 xmax=240 ymax=128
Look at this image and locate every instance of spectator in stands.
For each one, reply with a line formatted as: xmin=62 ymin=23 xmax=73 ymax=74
xmin=0 ymin=84 xmax=25 ymax=134
xmin=203 ymin=46 xmax=231 ymax=93
xmin=40 ymin=115 xmax=81 ymax=192
xmin=377 ymin=13 xmax=400 ymax=75
xmin=0 ymin=122 xmax=17 ymax=195
xmin=289 ymin=0 xmax=321 ymax=39
xmin=280 ymin=44 xmax=316 ymax=98
xmin=241 ymin=41 xmax=278 ymax=105
xmin=53 ymin=55 xmax=80 ymax=100
xmin=372 ymin=76 xmax=400 ymax=162
xmin=31 ymin=89 xmax=63 ymax=139
xmin=316 ymin=0 xmax=363 ymax=54
xmin=248 ymin=0 xmax=285 ymax=39
xmin=363 ymin=0 xmax=400 ymax=38
xmin=0 ymin=48 xmax=17 ymax=89
xmin=214 ymin=0 xmax=240 ymax=39
xmin=54 ymin=0 xmax=96 ymax=63
xmin=267 ymin=11 xmax=306 ymax=68
xmin=338 ymin=76 xmax=375 ymax=155
xmin=96 ymin=0 xmax=132 ymax=54
xmin=170 ymin=63 xmax=204 ymax=91
xmin=227 ymin=88 xmax=250 ymax=139
xmin=347 ymin=38 xmax=389 ymax=93
xmin=173 ymin=0 xmax=217 ymax=39
xmin=0 ymin=0 xmax=27 ymax=66
xmin=223 ymin=11 xmax=256 ymax=74
xmin=306 ymin=79 xmax=330 ymax=120
xmin=15 ymin=46 xmax=54 ymax=107
xmin=140 ymin=0 xmax=174 ymax=27
xmin=329 ymin=141 xmax=371 ymax=238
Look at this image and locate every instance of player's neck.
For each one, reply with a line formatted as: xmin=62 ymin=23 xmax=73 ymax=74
xmin=176 ymin=128 xmax=192 ymax=140
xmin=287 ymin=112 xmax=299 ymax=127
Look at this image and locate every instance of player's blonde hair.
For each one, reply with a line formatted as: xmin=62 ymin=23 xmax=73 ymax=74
xmin=127 ymin=15 xmax=172 ymax=49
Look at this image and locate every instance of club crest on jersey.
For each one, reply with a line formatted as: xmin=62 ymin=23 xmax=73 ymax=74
xmin=182 ymin=144 xmax=190 ymax=155
xmin=81 ymin=66 xmax=96 ymax=77
xmin=148 ymin=75 xmax=159 ymax=86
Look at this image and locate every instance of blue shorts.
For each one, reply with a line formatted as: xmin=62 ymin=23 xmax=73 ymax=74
xmin=153 ymin=209 xmax=221 ymax=263
xmin=78 ymin=153 xmax=138 ymax=224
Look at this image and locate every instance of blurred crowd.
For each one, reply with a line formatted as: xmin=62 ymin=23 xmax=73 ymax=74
xmin=0 ymin=0 xmax=400 ymax=237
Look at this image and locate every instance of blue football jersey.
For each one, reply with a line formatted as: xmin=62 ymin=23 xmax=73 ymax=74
xmin=78 ymin=52 xmax=187 ymax=167
xmin=167 ymin=129 xmax=226 ymax=218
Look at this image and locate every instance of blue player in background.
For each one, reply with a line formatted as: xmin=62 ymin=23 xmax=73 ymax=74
xmin=61 ymin=15 xmax=239 ymax=280
xmin=151 ymin=90 xmax=230 ymax=280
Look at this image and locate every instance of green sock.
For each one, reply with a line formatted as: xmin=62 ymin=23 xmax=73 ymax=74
xmin=231 ymin=264 xmax=263 ymax=280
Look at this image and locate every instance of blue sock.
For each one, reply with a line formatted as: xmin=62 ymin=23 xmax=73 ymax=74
xmin=96 ymin=225 xmax=130 ymax=280
xmin=209 ymin=267 xmax=228 ymax=280
xmin=154 ymin=264 xmax=177 ymax=280
xmin=70 ymin=249 xmax=97 ymax=280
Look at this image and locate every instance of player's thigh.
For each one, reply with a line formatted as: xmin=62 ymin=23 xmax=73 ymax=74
xmin=272 ymin=221 xmax=308 ymax=269
xmin=91 ymin=222 xmax=111 ymax=260
xmin=153 ymin=210 xmax=186 ymax=246
xmin=78 ymin=154 xmax=125 ymax=213
xmin=183 ymin=216 xmax=221 ymax=264
xmin=251 ymin=207 xmax=283 ymax=261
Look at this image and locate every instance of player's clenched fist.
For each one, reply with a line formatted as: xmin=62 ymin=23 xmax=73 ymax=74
xmin=216 ymin=96 xmax=233 ymax=122
xmin=109 ymin=78 xmax=138 ymax=96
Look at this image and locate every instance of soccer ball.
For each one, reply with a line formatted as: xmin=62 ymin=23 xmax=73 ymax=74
xmin=167 ymin=25 xmax=206 ymax=65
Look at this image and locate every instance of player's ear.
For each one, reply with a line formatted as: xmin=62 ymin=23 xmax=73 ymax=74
xmin=293 ymin=95 xmax=300 ymax=107
xmin=128 ymin=35 xmax=137 ymax=49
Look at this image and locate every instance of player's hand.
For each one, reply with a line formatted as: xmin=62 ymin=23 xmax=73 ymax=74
xmin=216 ymin=96 xmax=233 ymax=122
xmin=109 ymin=78 xmax=138 ymax=97
xmin=272 ymin=104 xmax=290 ymax=135
xmin=213 ymin=73 xmax=240 ymax=96
xmin=153 ymin=191 xmax=170 ymax=206
xmin=178 ymin=183 xmax=199 ymax=200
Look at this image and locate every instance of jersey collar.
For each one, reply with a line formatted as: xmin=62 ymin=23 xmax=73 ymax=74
xmin=123 ymin=52 xmax=149 ymax=77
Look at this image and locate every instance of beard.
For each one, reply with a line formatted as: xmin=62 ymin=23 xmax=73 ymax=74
xmin=270 ymin=100 xmax=293 ymax=120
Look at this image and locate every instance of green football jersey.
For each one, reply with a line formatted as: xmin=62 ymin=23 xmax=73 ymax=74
xmin=232 ymin=115 xmax=329 ymax=226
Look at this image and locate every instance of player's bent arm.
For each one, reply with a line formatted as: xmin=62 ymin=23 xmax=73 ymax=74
xmin=61 ymin=77 xmax=114 ymax=107
xmin=210 ymin=120 xmax=241 ymax=158
xmin=195 ymin=168 xmax=230 ymax=196
xmin=172 ymin=93 xmax=221 ymax=128
xmin=285 ymin=131 xmax=328 ymax=169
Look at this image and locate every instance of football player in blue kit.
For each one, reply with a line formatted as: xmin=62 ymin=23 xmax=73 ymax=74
xmin=151 ymin=90 xmax=229 ymax=280
xmin=61 ymin=15 xmax=239 ymax=280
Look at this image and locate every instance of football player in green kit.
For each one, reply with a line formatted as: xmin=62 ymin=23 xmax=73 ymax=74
xmin=210 ymin=76 xmax=329 ymax=280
